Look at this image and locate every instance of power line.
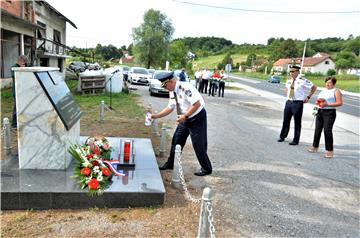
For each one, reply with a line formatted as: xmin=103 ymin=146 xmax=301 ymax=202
xmin=172 ymin=0 xmax=360 ymax=14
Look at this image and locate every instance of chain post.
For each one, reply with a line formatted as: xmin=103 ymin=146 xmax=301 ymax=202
xmin=171 ymin=144 xmax=181 ymax=188
xmin=99 ymin=100 xmax=105 ymax=122
xmin=2 ymin=118 xmax=12 ymax=153
xmin=197 ymin=187 xmax=215 ymax=238
xmin=159 ymin=123 xmax=167 ymax=157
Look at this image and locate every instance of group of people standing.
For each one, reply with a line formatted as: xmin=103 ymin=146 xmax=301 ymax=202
xmin=194 ymin=67 xmax=226 ymax=97
xmin=277 ymin=65 xmax=343 ymax=158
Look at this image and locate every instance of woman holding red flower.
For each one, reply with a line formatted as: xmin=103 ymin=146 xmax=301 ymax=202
xmin=308 ymin=77 xmax=343 ymax=158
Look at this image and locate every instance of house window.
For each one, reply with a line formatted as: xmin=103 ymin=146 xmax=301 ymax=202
xmin=53 ymin=30 xmax=61 ymax=43
xmin=325 ymin=61 xmax=329 ymax=65
xmin=37 ymin=21 xmax=46 ymax=39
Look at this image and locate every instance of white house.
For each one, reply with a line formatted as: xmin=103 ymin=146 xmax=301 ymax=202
xmin=273 ymin=52 xmax=336 ymax=74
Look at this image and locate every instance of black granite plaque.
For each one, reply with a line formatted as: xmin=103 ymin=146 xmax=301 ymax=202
xmin=35 ymin=71 xmax=82 ymax=130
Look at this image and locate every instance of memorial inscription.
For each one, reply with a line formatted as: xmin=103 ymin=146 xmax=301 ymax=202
xmin=35 ymin=71 xmax=82 ymax=130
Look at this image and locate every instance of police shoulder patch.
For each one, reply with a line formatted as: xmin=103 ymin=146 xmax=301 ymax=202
xmin=185 ymin=89 xmax=192 ymax=97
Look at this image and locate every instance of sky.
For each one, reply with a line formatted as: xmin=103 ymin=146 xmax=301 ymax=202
xmin=46 ymin=0 xmax=360 ymax=49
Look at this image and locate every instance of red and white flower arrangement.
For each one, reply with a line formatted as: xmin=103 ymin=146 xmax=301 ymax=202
xmin=68 ymin=136 xmax=113 ymax=196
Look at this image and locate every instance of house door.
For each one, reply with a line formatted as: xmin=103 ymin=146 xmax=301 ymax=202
xmin=1 ymin=29 xmax=20 ymax=78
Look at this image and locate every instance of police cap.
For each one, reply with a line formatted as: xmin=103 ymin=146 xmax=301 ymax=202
xmin=157 ymin=71 xmax=174 ymax=87
xmin=289 ymin=65 xmax=301 ymax=71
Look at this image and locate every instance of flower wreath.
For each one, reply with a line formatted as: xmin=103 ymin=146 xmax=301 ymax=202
xmin=69 ymin=136 xmax=123 ymax=196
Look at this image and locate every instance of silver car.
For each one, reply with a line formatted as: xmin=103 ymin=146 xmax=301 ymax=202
xmin=149 ymin=70 xmax=171 ymax=96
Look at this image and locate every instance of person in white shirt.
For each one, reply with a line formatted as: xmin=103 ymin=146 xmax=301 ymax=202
xmin=277 ymin=65 xmax=317 ymax=145
xmin=308 ymin=76 xmax=343 ymax=158
xmin=151 ymin=71 xmax=212 ymax=176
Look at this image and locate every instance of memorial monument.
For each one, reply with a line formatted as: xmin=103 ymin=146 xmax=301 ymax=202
xmin=13 ymin=67 xmax=81 ymax=169
xmin=1 ymin=67 xmax=165 ymax=209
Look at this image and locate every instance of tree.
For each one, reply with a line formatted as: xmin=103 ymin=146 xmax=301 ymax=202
xmin=131 ymin=9 xmax=174 ymax=68
xmin=335 ymin=51 xmax=356 ymax=70
xmin=169 ymin=40 xmax=187 ymax=69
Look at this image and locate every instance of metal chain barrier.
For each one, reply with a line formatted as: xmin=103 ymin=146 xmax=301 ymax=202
xmin=177 ymin=157 xmax=201 ymax=203
xmin=206 ymin=201 xmax=216 ymax=238
xmin=0 ymin=124 xmax=6 ymax=138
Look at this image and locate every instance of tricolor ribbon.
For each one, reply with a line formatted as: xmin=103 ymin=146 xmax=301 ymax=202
xmin=103 ymin=160 xmax=126 ymax=176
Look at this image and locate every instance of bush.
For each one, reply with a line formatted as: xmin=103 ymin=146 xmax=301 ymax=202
xmin=327 ymin=69 xmax=336 ymax=76
xmin=304 ymin=72 xmax=324 ymax=77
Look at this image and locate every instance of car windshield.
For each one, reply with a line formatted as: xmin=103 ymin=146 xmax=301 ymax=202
xmin=123 ymin=66 xmax=130 ymax=71
xmin=133 ymin=68 xmax=148 ymax=74
xmin=153 ymin=71 xmax=170 ymax=79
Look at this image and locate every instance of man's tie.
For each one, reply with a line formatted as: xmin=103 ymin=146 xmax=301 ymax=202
xmin=173 ymin=92 xmax=182 ymax=115
xmin=289 ymin=79 xmax=295 ymax=100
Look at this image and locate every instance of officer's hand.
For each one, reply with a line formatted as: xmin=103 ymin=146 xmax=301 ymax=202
xmin=176 ymin=115 xmax=186 ymax=122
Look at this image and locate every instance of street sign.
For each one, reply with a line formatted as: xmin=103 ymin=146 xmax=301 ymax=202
xmin=225 ymin=64 xmax=232 ymax=73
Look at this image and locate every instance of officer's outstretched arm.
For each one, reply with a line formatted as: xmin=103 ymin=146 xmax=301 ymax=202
xmin=152 ymin=107 xmax=174 ymax=119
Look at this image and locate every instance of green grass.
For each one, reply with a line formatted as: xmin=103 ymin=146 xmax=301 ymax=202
xmin=193 ymin=53 xmax=247 ymax=69
xmin=65 ymin=80 xmax=144 ymax=118
xmin=232 ymin=72 xmax=360 ymax=93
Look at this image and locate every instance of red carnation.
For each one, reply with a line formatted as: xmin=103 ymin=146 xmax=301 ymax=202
xmin=93 ymin=146 xmax=100 ymax=155
xmin=92 ymin=160 xmax=99 ymax=166
xmin=102 ymin=167 xmax=111 ymax=176
xmin=80 ymin=167 xmax=91 ymax=175
xmin=88 ymin=178 xmax=99 ymax=190
xmin=86 ymin=154 xmax=94 ymax=159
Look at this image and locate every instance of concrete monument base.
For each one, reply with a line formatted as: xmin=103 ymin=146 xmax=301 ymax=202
xmin=1 ymin=137 xmax=165 ymax=210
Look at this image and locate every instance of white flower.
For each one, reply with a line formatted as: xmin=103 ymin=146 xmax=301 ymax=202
xmin=82 ymin=161 xmax=91 ymax=167
xmin=97 ymin=175 xmax=103 ymax=181
xmin=85 ymin=176 xmax=92 ymax=183
xmin=93 ymin=166 xmax=100 ymax=173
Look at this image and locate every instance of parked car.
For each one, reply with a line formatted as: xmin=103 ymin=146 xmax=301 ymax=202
xmin=149 ymin=70 xmax=171 ymax=96
xmin=129 ymin=67 xmax=150 ymax=85
xmin=148 ymin=69 xmax=155 ymax=78
xmin=268 ymin=75 xmax=280 ymax=83
xmin=68 ymin=61 xmax=87 ymax=73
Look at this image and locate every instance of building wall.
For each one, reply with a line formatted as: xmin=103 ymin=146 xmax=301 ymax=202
xmin=33 ymin=2 xmax=68 ymax=72
xmin=1 ymin=0 xmax=22 ymax=17
xmin=310 ymin=59 xmax=336 ymax=74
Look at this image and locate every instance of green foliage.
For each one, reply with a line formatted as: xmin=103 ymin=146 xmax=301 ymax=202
xmin=327 ymin=69 xmax=336 ymax=76
xmin=169 ymin=40 xmax=187 ymax=69
xmin=217 ymin=52 xmax=233 ymax=70
xmin=132 ymin=9 xmax=174 ymax=69
xmin=335 ymin=51 xmax=357 ymax=69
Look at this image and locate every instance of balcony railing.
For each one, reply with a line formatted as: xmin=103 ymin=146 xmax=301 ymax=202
xmin=37 ymin=38 xmax=71 ymax=56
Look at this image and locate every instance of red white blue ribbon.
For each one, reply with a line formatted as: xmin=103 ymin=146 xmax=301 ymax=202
xmin=103 ymin=160 xmax=126 ymax=176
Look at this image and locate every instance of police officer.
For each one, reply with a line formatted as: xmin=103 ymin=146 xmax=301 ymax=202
xmin=278 ymin=65 xmax=317 ymax=145
xmin=151 ymin=71 xmax=212 ymax=176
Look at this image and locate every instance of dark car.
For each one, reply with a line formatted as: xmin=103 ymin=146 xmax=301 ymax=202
xmin=68 ymin=61 xmax=87 ymax=73
xmin=268 ymin=75 xmax=280 ymax=83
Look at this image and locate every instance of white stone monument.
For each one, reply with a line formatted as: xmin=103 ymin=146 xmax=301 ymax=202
xmin=13 ymin=67 xmax=81 ymax=170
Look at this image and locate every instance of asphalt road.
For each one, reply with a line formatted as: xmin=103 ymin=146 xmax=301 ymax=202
xmin=134 ymin=84 xmax=359 ymax=237
xmin=229 ymin=75 xmax=360 ymax=117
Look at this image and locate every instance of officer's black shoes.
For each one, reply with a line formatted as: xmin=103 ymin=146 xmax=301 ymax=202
xmin=194 ymin=169 xmax=212 ymax=176
xmin=277 ymin=138 xmax=285 ymax=142
xmin=289 ymin=141 xmax=299 ymax=145
xmin=159 ymin=161 xmax=173 ymax=170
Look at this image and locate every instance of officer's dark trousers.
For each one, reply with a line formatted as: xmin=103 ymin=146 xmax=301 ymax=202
xmin=279 ymin=100 xmax=303 ymax=143
xmin=201 ymin=79 xmax=208 ymax=94
xmin=167 ymin=109 xmax=212 ymax=172
xmin=218 ymin=81 xmax=225 ymax=97
xmin=312 ymin=109 xmax=336 ymax=151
